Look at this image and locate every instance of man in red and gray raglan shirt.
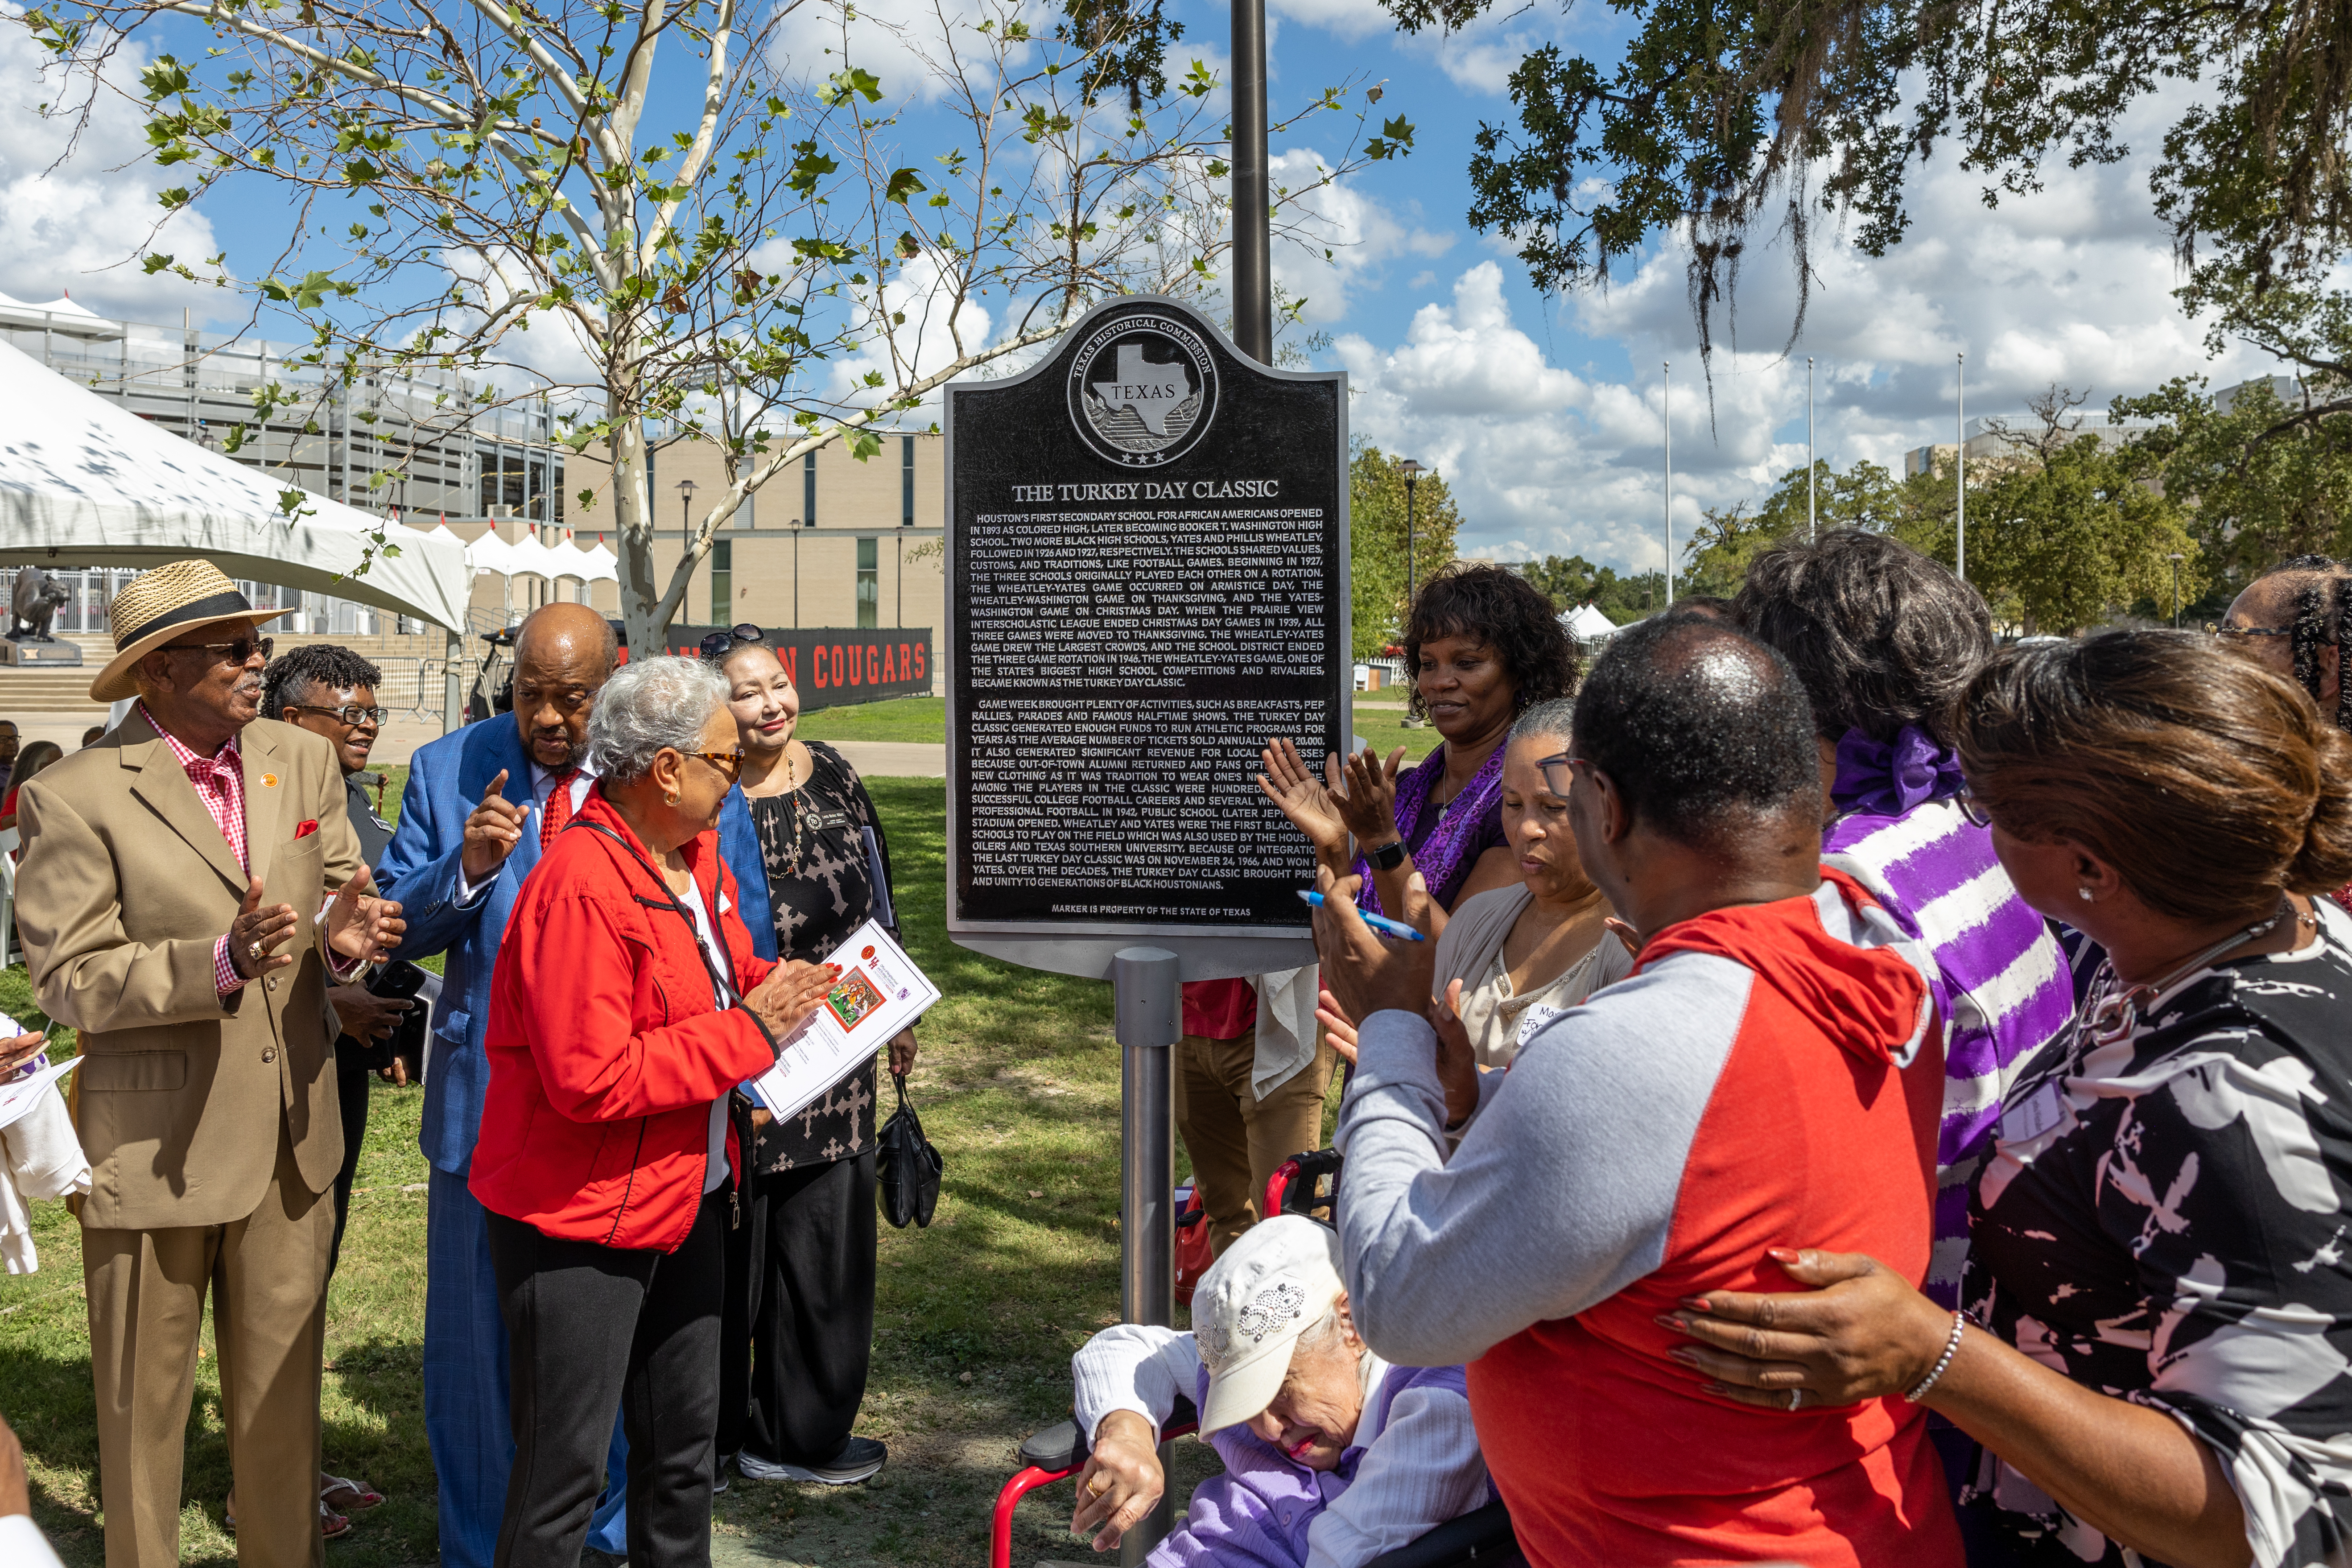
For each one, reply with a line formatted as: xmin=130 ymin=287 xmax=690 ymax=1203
xmin=1316 ymin=615 xmax=1968 ymax=1568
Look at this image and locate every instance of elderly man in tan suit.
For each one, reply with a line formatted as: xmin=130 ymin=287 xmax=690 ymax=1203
xmin=15 ymin=561 xmax=404 ymax=1568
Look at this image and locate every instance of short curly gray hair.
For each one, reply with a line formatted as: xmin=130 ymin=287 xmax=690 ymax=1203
xmin=587 ymin=655 xmax=729 ymax=784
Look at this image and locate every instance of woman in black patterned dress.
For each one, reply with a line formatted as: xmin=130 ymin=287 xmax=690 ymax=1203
xmin=710 ymin=638 xmax=917 ymax=1488
xmin=1658 ymin=631 xmax=2352 ymax=1568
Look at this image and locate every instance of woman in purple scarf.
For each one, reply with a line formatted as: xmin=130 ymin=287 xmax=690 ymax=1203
xmin=1259 ymin=564 xmax=1580 ymax=931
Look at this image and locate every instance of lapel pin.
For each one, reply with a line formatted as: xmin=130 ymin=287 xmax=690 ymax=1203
xmin=261 ymin=773 xmax=280 ymax=788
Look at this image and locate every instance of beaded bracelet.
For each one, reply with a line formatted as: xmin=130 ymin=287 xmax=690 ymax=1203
xmin=1904 ymin=1310 xmax=1969 ymax=1403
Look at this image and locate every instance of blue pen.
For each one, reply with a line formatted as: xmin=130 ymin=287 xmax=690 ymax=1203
xmin=1298 ymin=889 xmax=1428 ymax=942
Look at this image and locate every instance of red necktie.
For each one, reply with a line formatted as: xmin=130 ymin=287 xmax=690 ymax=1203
xmin=541 ymin=768 xmax=580 ymax=847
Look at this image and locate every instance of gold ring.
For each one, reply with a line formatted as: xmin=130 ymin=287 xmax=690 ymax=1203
xmin=248 ymin=941 xmax=264 ymax=960
xmin=1087 ymin=1474 xmax=1110 ymax=1497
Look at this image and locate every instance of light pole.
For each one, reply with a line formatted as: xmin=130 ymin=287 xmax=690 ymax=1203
xmin=677 ymin=477 xmax=697 ymax=630
xmin=1400 ymin=458 xmax=1423 ymax=608
xmin=1956 ymin=351 xmax=1967 ymax=583
xmin=1663 ymin=360 xmax=1674 ymax=607
xmin=792 ymin=516 xmax=803 ymax=629
xmin=2169 ymin=552 xmax=2185 ymax=628
xmin=1807 ymin=356 xmax=1816 ymax=541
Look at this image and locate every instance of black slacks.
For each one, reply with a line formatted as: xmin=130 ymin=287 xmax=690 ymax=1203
xmin=486 ymin=1184 xmax=729 ymax=1568
xmin=718 ymin=1151 xmax=878 ymax=1467
xmin=327 ymin=1056 xmax=370 ymax=1280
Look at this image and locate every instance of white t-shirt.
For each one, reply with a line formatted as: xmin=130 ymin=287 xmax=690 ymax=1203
xmin=673 ymin=877 xmax=736 ymax=1196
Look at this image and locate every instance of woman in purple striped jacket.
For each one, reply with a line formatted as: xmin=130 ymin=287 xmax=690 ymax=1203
xmin=1736 ymin=531 xmax=2076 ymax=1308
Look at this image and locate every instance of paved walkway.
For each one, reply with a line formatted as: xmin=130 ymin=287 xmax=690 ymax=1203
xmin=12 ymin=717 xmax=948 ymax=779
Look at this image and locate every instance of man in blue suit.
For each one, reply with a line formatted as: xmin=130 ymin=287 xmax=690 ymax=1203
xmin=377 ymin=602 xmax=629 ymax=1565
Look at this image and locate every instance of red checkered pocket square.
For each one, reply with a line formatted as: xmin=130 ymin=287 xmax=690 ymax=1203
xmin=294 ymin=819 xmax=319 ymax=839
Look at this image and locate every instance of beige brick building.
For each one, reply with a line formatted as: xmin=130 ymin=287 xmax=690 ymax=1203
xmin=544 ymin=432 xmax=944 ymax=688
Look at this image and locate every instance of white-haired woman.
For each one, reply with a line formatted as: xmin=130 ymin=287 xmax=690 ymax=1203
xmin=470 ymin=656 xmax=839 ymax=1568
xmin=1069 ymin=1216 xmax=1489 ymax=1564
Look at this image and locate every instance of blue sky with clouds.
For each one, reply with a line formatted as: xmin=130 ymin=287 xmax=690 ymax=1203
xmin=0 ymin=0 xmax=2282 ymax=572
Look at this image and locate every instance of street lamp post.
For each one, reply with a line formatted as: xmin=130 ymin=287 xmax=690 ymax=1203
xmin=1807 ymin=356 xmax=1816 ymax=542
xmin=1400 ymin=458 xmax=1423 ymax=608
xmin=1956 ymin=352 xmax=1967 ymax=583
xmin=1663 ymin=360 xmax=1674 ymax=607
xmin=2169 ymin=552 xmax=2185 ymax=628
xmin=677 ymin=478 xmax=697 ymax=630
xmin=792 ymin=517 xmax=803 ymax=629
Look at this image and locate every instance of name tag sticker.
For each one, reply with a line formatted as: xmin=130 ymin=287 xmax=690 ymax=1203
xmin=2002 ymin=1081 xmax=2067 ymax=1143
xmin=807 ymin=810 xmax=852 ymax=831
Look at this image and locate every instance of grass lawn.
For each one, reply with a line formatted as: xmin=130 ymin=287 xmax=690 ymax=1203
xmin=791 ymin=693 xmax=1449 ymax=780
xmin=1 ymin=767 xmax=1328 ymax=1566
xmin=795 ymin=697 xmax=945 ymax=746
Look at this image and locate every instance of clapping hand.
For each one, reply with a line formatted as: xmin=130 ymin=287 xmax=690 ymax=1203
xmin=1257 ymin=739 xmax=1351 ymax=862
xmin=227 ymin=876 xmax=299 ymax=980
xmin=461 ymin=770 xmax=529 ymax=883
xmin=1334 ymin=745 xmax=1410 ymax=850
xmin=326 ymin=864 xmax=405 ymax=965
xmin=744 ymin=961 xmax=840 ymax=1039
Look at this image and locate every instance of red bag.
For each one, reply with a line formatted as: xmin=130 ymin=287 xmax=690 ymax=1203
xmin=1172 ymin=1183 xmax=1212 ymax=1305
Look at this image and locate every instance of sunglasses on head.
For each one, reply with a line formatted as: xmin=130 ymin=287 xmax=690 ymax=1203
xmin=699 ymin=623 xmax=763 ymax=659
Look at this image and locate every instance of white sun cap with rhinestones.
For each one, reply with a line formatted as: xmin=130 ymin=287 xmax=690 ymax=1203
xmin=1191 ymin=1215 xmax=1347 ymax=1436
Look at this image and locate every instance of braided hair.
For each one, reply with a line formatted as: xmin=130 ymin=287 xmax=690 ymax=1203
xmin=2273 ymin=556 xmax=2352 ymax=733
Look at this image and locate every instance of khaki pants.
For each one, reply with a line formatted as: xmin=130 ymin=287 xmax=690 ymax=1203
xmin=83 ymin=1122 xmax=331 ymax=1568
xmin=1173 ymin=1027 xmax=1337 ymax=1258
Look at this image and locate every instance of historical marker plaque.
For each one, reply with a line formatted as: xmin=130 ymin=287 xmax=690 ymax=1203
xmin=945 ymin=297 xmax=1348 ymax=952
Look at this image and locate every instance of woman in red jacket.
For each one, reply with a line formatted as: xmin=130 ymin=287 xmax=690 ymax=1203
xmin=470 ymin=655 xmax=838 ymax=1568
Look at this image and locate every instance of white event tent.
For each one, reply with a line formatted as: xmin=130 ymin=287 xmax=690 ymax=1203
xmin=1562 ymin=603 xmax=1620 ymax=642
xmin=0 ymin=338 xmax=473 ymax=724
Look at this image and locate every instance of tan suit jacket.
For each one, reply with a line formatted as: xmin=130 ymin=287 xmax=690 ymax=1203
xmin=17 ymin=710 xmax=362 ymax=1231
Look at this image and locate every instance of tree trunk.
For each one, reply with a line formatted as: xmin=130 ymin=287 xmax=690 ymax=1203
xmin=610 ymin=395 xmax=664 ymax=659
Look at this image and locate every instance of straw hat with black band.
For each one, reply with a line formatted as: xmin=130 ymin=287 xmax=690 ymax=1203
xmin=90 ymin=561 xmax=291 ymax=705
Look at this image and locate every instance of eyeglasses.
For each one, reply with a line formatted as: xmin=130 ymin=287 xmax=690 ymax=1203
xmin=166 ymin=635 xmax=272 ymax=666
xmin=289 ymin=704 xmax=389 ymax=727
xmin=1956 ymin=788 xmax=1993 ymax=828
xmin=685 ymin=746 xmax=744 ymax=778
xmin=2205 ymin=622 xmax=2295 ymax=642
xmin=699 ymin=623 xmax=763 ymax=659
xmin=1535 ymin=750 xmax=1578 ymax=798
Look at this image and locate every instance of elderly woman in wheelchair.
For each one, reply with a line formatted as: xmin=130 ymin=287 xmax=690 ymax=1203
xmin=1066 ymin=1216 xmax=1489 ymax=1566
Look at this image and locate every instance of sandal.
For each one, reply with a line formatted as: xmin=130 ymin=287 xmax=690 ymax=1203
xmin=224 ymin=1494 xmax=353 ymax=1542
xmin=320 ymin=1472 xmax=385 ymax=1513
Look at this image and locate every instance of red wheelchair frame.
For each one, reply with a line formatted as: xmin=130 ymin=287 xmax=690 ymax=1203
xmin=986 ymin=1149 xmax=1520 ymax=1568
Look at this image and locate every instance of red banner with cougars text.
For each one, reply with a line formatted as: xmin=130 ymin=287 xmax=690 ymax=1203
xmin=660 ymin=626 xmax=933 ymax=710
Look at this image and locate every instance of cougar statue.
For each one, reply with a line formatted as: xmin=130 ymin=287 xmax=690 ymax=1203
xmin=10 ymin=568 xmax=70 ymax=641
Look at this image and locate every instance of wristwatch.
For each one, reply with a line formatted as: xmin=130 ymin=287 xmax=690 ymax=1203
xmin=1366 ymin=839 xmax=1409 ymax=871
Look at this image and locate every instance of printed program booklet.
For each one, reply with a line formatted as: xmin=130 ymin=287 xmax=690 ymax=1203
xmin=747 ymin=919 xmax=940 ymax=1122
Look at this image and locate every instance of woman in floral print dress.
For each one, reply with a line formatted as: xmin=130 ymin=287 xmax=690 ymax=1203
xmin=1661 ymin=631 xmax=2352 ymax=1568
xmin=710 ymin=637 xmax=918 ymax=1489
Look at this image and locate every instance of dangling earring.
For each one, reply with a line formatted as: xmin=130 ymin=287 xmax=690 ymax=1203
xmin=2078 ymin=887 xmax=2094 ymax=902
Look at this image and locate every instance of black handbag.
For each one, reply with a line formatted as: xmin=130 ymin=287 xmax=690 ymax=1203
xmin=876 ymin=1073 xmax=942 ymax=1229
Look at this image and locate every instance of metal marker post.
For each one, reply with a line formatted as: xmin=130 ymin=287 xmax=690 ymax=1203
xmin=1113 ymin=945 xmax=1180 ymax=1563
xmin=1230 ymin=0 xmax=1271 ymax=362
xmin=1663 ymin=360 xmax=1673 ymax=607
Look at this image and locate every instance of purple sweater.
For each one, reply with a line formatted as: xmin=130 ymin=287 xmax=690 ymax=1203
xmin=1150 ymin=1361 xmax=1477 ymax=1568
xmin=1824 ymin=799 xmax=2075 ymax=1304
